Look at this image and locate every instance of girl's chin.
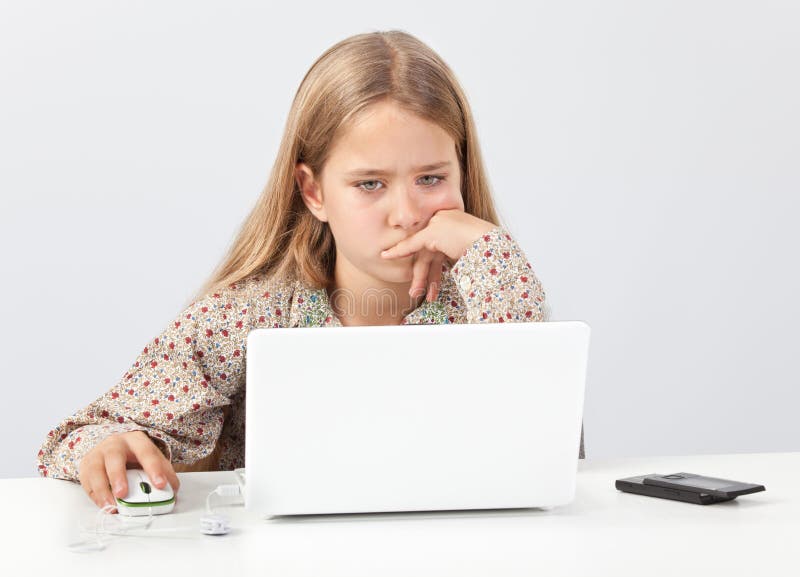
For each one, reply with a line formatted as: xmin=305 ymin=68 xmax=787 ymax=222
xmin=380 ymin=255 xmax=413 ymax=267
xmin=375 ymin=262 xmax=413 ymax=282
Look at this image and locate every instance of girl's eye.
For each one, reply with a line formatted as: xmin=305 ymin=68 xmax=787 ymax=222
xmin=357 ymin=180 xmax=383 ymax=192
xmin=355 ymin=175 xmax=445 ymax=193
xmin=418 ymin=175 xmax=444 ymax=187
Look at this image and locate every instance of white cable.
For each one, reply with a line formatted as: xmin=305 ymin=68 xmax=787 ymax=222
xmin=201 ymin=484 xmax=241 ymax=535
xmin=67 ymin=483 xmax=244 ymax=552
xmin=68 ymin=501 xmax=154 ymax=553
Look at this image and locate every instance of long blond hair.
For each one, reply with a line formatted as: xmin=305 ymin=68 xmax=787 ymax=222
xmin=188 ymin=29 xmax=502 ymax=305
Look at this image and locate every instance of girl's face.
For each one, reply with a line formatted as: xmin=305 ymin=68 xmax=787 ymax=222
xmin=296 ymin=99 xmax=464 ymax=287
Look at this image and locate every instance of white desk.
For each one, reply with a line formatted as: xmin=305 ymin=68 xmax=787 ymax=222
xmin=2 ymin=452 xmax=796 ymax=576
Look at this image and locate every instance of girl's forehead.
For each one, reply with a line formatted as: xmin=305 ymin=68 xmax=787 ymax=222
xmin=339 ymin=101 xmax=450 ymax=144
xmin=327 ymin=111 xmax=456 ymax=171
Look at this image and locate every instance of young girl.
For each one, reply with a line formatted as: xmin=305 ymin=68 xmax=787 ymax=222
xmin=36 ymin=30 xmax=585 ymax=512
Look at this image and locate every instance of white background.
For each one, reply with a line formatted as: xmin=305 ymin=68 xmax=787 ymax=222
xmin=1 ymin=0 xmax=797 ymax=478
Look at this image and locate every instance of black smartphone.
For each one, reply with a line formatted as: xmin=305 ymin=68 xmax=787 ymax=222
xmin=615 ymin=474 xmax=735 ymax=505
xmin=642 ymin=472 xmax=765 ymax=499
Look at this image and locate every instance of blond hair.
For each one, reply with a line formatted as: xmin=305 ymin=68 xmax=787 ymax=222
xmin=188 ymin=29 xmax=502 ymax=305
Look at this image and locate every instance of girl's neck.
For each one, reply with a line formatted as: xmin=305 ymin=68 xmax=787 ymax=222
xmin=327 ymin=264 xmax=426 ymax=327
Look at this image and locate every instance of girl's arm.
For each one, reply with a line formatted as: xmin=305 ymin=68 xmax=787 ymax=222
xmin=449 ymin=225 xmax=548 ymax=324
xmin=35 ymin=279 xmax=262 ymax=481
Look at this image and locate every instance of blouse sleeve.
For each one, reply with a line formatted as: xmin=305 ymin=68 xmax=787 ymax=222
xmin=449 ymin=225 xmax=586 ymax=459
xmin=35 ymin=282 xmax=255 ymax=481
xmin=449 ymin=225 xmax=547 ymax=324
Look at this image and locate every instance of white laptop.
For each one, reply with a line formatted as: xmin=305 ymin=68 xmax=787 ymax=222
xmin=241 ymin=320 xmax=590 ymax=517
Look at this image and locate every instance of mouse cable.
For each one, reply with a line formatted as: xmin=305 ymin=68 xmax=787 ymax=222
xmin=67 ymin=483 xmax=243 ymax=553
xmin=201 ymin=483 xmax=242 ymax=535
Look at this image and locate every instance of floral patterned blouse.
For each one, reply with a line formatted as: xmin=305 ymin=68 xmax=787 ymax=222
xmin=36 ymin=225 xmax=585 ymax=480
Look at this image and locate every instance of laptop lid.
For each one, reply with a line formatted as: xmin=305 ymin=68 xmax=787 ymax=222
xmin=244 ymin=320 xmax=590 ymax=516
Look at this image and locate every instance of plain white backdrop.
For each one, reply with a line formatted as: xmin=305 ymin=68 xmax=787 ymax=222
xmin=1 ymin=1 xmax=798 ymax=478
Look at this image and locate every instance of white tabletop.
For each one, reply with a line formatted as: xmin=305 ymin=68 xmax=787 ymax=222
xmin=3 ymin=451 xmax=796 ymax=576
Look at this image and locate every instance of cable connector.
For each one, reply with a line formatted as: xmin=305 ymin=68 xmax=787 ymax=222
xmin=212 ymin=484 xmax=241 ymax=498
xmin=206 ymin=483 xmax=242 ymax=513
xmin=201 ymin=483 xmax=243 ymax=535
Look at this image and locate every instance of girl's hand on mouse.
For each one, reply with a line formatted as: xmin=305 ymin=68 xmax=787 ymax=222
xmin=380 ymin=208 xmax=497 ymax=302
xmin=78 ymin=430 xmax=180 ymax=513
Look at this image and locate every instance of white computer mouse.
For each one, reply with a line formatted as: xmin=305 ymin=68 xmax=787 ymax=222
xmin=115 ymin=468 xmax=175 ymax=516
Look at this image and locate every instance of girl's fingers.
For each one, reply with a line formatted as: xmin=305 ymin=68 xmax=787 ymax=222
xmin=382 ymin=235 xmax=418 ymax=259
xmin=163 ymin=463 xmax=181 ymax=497
xmin=104 ymin=449 xmax=129 ymax=511
xmin=122 ymin=430 xmax=180 ymax=493
xmin=80 ymin=441 xmax=118 ymax=511
xmin=383 ymin=228 xmax=443 ymax=260
xmin=129 ymin=434 xmax=175 ymax=492
xmin=87 ymin=461 xmax=116 ymax=512
xmin=426 ymin=253 xmax=446 ymax=302
xmin=410 ymin=249 xmax=434 ymax=298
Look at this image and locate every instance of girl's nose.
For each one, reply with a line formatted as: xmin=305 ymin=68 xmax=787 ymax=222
xmin=387 ymin=187 xmax=422 ymax=230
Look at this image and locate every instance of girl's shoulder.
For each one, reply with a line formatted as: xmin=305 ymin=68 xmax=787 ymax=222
xmin=192 ymin=272 xmax=298 ymax=312
xmin=179 ymin=272 xmax=300 ymax=332
xmin=231 ymin=272 xmax=297 ymax=302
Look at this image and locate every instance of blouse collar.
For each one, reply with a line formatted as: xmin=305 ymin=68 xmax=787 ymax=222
xmin=287 ymin=265 xmax=455 ymax=328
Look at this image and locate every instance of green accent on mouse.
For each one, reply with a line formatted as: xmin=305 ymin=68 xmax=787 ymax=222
xmin=116 ymin=496 xmax=175 ymax=507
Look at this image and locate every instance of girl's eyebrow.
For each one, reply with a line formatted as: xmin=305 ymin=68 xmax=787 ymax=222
xmin=345 ymin=161 xmax=452 ymax=178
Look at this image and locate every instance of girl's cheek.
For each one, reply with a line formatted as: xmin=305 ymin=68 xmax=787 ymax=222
xmin=427 ymin=186 xmax=463 ymax=212
xmin=357 ymin=207 xmax=385 ymax=229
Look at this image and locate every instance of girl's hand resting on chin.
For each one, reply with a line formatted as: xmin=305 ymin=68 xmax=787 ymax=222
xmin=380 ymin=209 xmax=497 ymax=303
